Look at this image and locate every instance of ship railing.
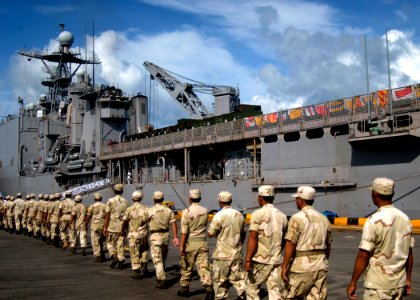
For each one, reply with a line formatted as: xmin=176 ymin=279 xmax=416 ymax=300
xmin=100 ymin=84 xmax=420 ymax=159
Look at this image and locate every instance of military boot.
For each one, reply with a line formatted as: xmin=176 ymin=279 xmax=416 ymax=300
xmin=94 ymin=256 xmax=102 ymax=263
xmin=110 ymin=255 xmax=119 ymax=269
xmin=62 ymin=240 xmax=69 ymax=250
xmin=204 ymin=285 xmax=214 ymax=300
xmin=131 ymin=269 xmax=143 ymax=280
xmin=117 ymin=261 xmax=124 ymax=270
xmin=81 ymin=248 xmax=86 ymax=256
xmin=100 ymin=253 xmax=106 ymax=262
xmin=155 ymin=279 xmax=167 ymax=289
xmin=71 ymin=247 xmax=76 ymax=254
xmin=46 ymin=237 xmax=52 ymax=245
xmin=23 ymin=228 xmax=28 ymax=236
xmin=28 ymin=231 xmax=33 ymax=237
xmin=177 ymin=286 xmax=189 ymax=297
xmin=42 ymin=236 xmax=47 ymax=242
xmin=140 ymin=262 xmax=148 ymax=276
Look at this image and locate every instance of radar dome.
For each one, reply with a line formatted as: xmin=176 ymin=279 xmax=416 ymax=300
xmin=58 ymin=31 xmax=74 ymax=47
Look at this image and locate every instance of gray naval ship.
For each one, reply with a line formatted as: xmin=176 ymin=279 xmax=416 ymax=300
xmin=1 ymin=25 xmax=420 ymax=218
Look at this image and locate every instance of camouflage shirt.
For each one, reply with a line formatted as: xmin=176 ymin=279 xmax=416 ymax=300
xmin=71 ymin=203 xmax=87 ymax=230
xmin=27 ymin=200 xmax=37 ymax=217
xmin=86 ymin=202 xmax=107 ymax=230
xmin=208 ymin=206 xmax=244 ymax=261
xmin=59 ymin=198 xmax=75 ymax=215
xmin=285 ymin=206 xmax=332 ymax=273
xmin=49 ymin=201 xmax=61 ymax=223
xmin=360 ymin=205 xmax=415 ymax=289
xmin=14 ymin=198 xmax=25 ymax=215
xmin=148 ymin=203 xmax=176 ymax=232
xmin=105 ymin=195 xmax=129 ymax=233
xmin=123 ymin=202 xmax=149 ymax=237
xmin=249 ymin=203 xmax=288 ymax=265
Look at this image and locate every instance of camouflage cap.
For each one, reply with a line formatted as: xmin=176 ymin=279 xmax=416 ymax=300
xmin=38 ymin=194 xmax=44 ymax=199
xmin=93 ymin=193 xmax=102 ymax=201
xmin=49 ymin=194 xmax=55 ymax=200
xmin=258 ymin=185 xmax=274 ymax=197
xmin=153 ymin=191 xmax=164 ymax=200
xmin=54 ymin=192 xmax=61 ymax=199
xmin=132 ymin=190 xmax=143 ymax=201
xmin=114 ymin=183 xmax=123 ymax=192
xmin=292 ymin=186 xmax=316 ymax=201
xmin=75 ymin=195 xmax=83 ymax=202
xmin=371 ymin=177 xmax=394 ymax=196
xmin=218 ymin=191 xmax=232 ymax=203
xmin=6 ymin=195 xmax=10 ymax=200
xmin=25 ymin=195 xmax=31 ymax=200
xmin=64 ymin=191 xmax=72 ymax=197
xmin=189 ymin=189 xmax=201 ymax=200
xmin=16 ymin=192 xmax=22 ymax=198
xmin=10 ymin=196 xmax=15 ymax=201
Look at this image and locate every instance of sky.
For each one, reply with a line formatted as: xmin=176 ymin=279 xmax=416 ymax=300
xmin=1 ymin=0 xmax=420 ymax=127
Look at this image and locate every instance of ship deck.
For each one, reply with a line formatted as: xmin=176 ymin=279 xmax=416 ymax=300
xmin=0 ymin=227 xmax=419 ymax=299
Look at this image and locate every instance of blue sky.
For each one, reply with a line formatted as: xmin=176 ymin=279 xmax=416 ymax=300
xmin=1 ymin=0 xmax=420 ymax=127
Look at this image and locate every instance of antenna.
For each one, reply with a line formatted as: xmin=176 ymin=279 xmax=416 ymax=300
xmin=92 ymin=21 xmax=95 ymax=89
xmin=364 ymin=35 xmax=371 ymax=123
xmin=385 ymin=29 xmax=393 ymax=115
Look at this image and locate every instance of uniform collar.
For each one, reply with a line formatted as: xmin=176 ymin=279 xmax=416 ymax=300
xmin=263 ymin=203 xmax=274 ymax=208
xmin=377 ymin=204 xmax=393 ymax=212
xmin=302 ymin=205 xmax=313 ymax=211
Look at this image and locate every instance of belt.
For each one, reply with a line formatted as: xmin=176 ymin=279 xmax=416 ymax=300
xmin=295 ymin=250 xmax=326 ymax=258
xmin=150 ymin=229 xmax=168 ymax=234
xmin=188 ymin=237 xmax=206 ymax=242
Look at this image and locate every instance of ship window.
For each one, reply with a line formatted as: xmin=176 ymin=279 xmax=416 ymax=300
xmin=394 ymin=115 xmax=412 ymax=128
xmin=330 ymin=124 xmax=349 ymax=136
xmin=264 ymin=135 xmax=278 ymax=143
xmin=306 ymin=128 xmax=324 ymax=139
xmin=284 ymin=131 xmax=300 ymax=142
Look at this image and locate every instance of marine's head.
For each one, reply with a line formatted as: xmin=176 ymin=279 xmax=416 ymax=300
xmin=75 ymin=195 xmax=82 ymax=202
xmin=9 ymin=196 xmax=15 ymax=201
xmin=16 ymin=192 xmax=22 ymax=198
xmin=25 ymin=195 xmax=31 ymax=200
xmin=64 ymin=191 xmax=72 ymax=199
xmin=93 ymin=193 xmax=102 ymax=202
xmin=6 ymin=195 xmax=10 ymax=201
xmin=54 ymin=193 xmax=61 ymax=200
xmin=153 ymin=191 xmax=164 ymax=203
xmin=31 ymin=193 xmax=35 ymax=199
xmin=257 ymin=185 xmax=275 ymax=207
xmin=132 ymin=190 xmax=143 ymax=202
xmin=218 ymin=191 xmax=232 ymax=207
xmin=292 ymin=186 xmax=316 ymax=209
xmin=38 ymin=194 xmax=44 ymax=200
xmin=113 ymin=183 xmax=123 ymax=195
xmin=49 ymin=194 xmax=55 ymax=201
xmin=370 ymin=177 xmax=394 ymax=206
xmin=189 ymin=189 xmax=201 ymax=203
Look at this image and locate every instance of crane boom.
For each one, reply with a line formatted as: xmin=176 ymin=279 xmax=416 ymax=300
xmin=143 ymin=61 xmax=211 ymax=119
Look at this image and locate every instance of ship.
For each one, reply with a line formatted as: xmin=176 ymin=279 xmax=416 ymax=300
xmin=1 ymin=25 xmax=420 ymax=218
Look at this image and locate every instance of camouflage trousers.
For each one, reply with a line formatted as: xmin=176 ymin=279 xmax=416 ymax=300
xmin=71 ymin=226 xmax=87 ymax=248
xmin=212 ymin=259 xmax=246 ymax=299
xmin=107 ymin=232 xmax=126 ymax=261
xmin=21 ymin=214 xmax=27 ymax=230
xmin=45 ymin=223 xmax=51 ymax=239
xmin=7 ymin=214 xmax=14 ymax=230
xmin=363 ymin=287 xmax=404 ymax=300
xmin=284 ymin=269 xmax=327 ymax=300
xmin=246 ymin=262 xmax=283 ymax=300
xmin=14 ymin=214 xmax=22 ymax=231
xmin=50 ymin=222 xmax=58 ymax=240
xmin=90 ymin=226 xmax=105 ymax=257
xmin=59 ymin=217 xmax=72 ymax=242
xmin=180 ymin=243 xmax=212 ymax=287
xmin=150 ymin=232 xmax=169 ymax=280
xmin=127 ymin=233 xmax=148 ymax=270
xmin=27 ymin=216 xmax=34 ymax=232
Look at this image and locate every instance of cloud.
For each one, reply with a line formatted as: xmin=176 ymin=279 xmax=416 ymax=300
xmin=395 ymin=9 xmax=408 ymax=22
xmin=33 ymin=4 xmax=75 ymax=14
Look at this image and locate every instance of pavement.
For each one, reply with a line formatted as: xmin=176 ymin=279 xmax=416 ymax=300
xmin=0 ymin=227 xmax=419 ymax=300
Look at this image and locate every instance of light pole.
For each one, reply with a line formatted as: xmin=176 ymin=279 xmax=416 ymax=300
xmin=157 ymin=156 xmax=165 ymax=182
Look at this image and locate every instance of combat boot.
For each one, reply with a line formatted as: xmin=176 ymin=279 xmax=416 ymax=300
xmin=23 ymin=228 xmax=28 ymax=236
xmin=100 ymin=253 xmax=106 ymax=262
xmin=177 ymin=285 xmax=189 ymax=297
xmin=94 ymin=256 xmax=101 ymax=263
xmin=131 ymin=269 xmax=143 ymax=280
xmin=71 ymin=247 xmax=76 ymax=254
xmin=28 ymin=231 xmax=33 ymax=237
xmin=155 ymin=279 xmax=167 ymax=289
xmin=62 ymin=240 xmax=69 ymax=250
xmin=81 ymin=248 xmax=86 ymax=256
xmin=42 ymin=236 xmax=47 ymax=242
xmin=46 ymin=237 xmax=52 ymax=245
xmin=110 ymin=255 xmax=119 ymax=269
xmin=204 ymin=285 xmax=214 ymax=300
xmin=117 ymin=261 xmax=124 ymax=270
xmin=140 ymin=262 xmax=148 ymax=276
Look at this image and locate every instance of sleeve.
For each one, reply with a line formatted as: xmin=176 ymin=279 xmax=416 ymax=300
xmin=208 ymin=213 xmax=221 ymax=236
xmin=284 ymin=216 xmax=301 ymax=243
xmin=410 ymin=236 xmax=415 ymax=248
xmin=181 ymin=209 xmax=189 ymax=234
xmin=359 ymin=220 xmax=376 ymax=252
xmin=169 ymin=210 xmax=176 ymax=224
xmin=249 ymin=211 xmax=260 ymax=232
xmin=71 ymin=206 xmax=76 ymax=216
xmin=122 ymin=207 xmax=130 ymax=221
xmin=105 ymin=200 xmax=111 ymax=213
xmin=86 ymin=205 xmax=93 ymax=216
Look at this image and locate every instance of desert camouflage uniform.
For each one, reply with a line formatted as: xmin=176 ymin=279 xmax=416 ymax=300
xmin=3 ymin=199 xmax=10 ymax=230
xmin=105 ymin=194 xmax=129 ymax=262
xmin=360 ymin=204 xmax=415 ymax=299
xmin=21 ymin=196 xmax=30 ymax=232
xmin=70 ymin=201 xmax=87 ymax=248
xmin=180 ymin=203 xmax=212 ymax=288
xmin=26 ymin=197 xmax=37 ymax=234
xmin=283 ymin=206 xmax=332 ymax=300
xmin=6 ymin=197 xmax=15 ymax=231
xmin=246 ymin=203 xmax=288 ymax=300
xmin=87 ymin=202 xmax=107 ymax=258
xmin=49 ymin=198 xmax=61 ymax=242
xmin=14 ymin=196 xmax=25 ymax=232
xmin=59 ymin=196 xmax=75 ymax=243
xmin=35 ymin=198 xmax=47 ymax=238
xmin=148 ymin=203 xmax=176 ymax=281
xmin=44 ymin=197 xmax=53 ymax=240
xmin=208 ymin=206 xmax=245 ymax=299
xmin=123 ymin=201 xmax=149 ymax=271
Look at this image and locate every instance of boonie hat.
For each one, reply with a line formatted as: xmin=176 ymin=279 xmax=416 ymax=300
xmin=258 ymin=185 xmax=274 ymax=197
xmin=371 ymin=177 xmax=394 ymax=196
xmin=218 ymin=191 xmax=232 ymax=203
xmin=190 ymin=189 xmax=201 ymax=200
xmin=292 ymin=186 xmax=316 ymax=200
xmin=75 ymin=195 xmax=82 ymax=202
xmin=114 ymin=183 xmax=123 ymax=192
xmin=93 ymin=193 xmax=102 ymax=200
xmin=153 ymin=191 xmax=164 ymax=200
xmin=132 ymin=190 xmax=143 ymax=201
